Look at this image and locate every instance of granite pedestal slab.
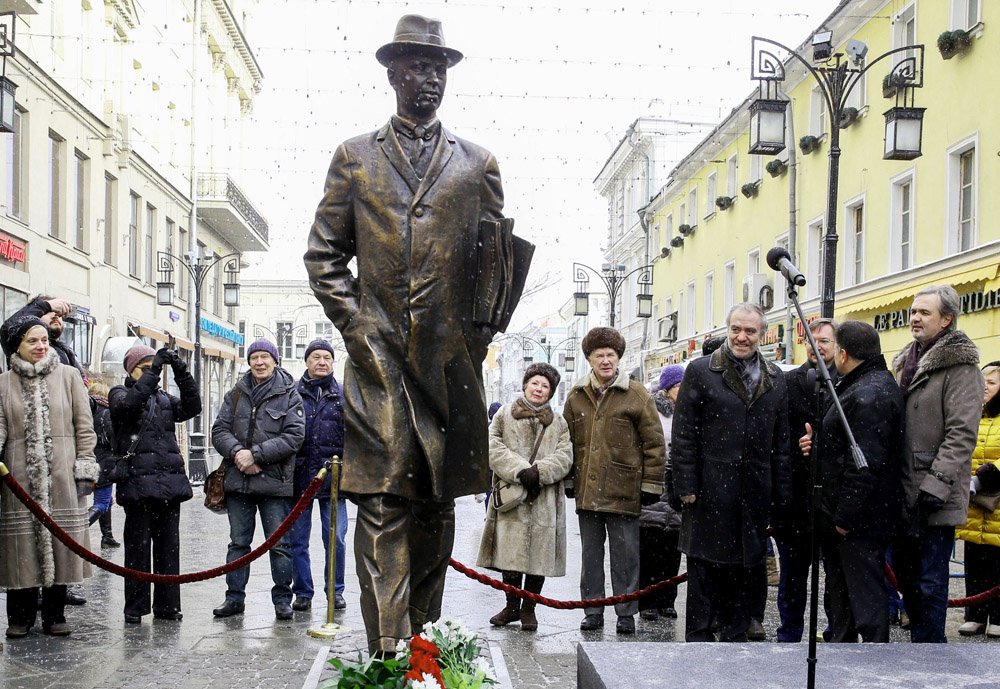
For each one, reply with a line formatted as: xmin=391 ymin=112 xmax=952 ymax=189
xmin=578 ymin=642 xmax=1000 ymax=689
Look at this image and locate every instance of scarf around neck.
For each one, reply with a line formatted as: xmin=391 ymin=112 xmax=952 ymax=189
xmin=511 ymin=396 xmax=554 ymax=427
xmin=589 ymin=370 xmax=619 ymax=401
xmin=654 ymin=390 xmax=675 ymax=418
xmin=722 ymin=340 xmax=762 ymax=396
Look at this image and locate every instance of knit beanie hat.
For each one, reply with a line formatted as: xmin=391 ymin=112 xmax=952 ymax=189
xmin=581 ymin=326 xmax=626 ymax=358
xmin=658 ymin=364 xmax=685 ymax=393
xmin=123 ymin=345 xmax=156 ymax=374
xmin=522 ymin=362 xmax=560 ymax=400
xmin=247 ymin=338 xmax=280 ymax=364
xmin=304 ymin=338 xmax=336 ymax=360
xmin=1 ymin=315 xmax=48 ymax=358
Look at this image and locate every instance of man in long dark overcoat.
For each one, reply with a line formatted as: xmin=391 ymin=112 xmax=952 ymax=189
xmin=671 ymin=303 xmax=791 ymax=642
xmin=303 ymin=15 xmax=505 ymax=655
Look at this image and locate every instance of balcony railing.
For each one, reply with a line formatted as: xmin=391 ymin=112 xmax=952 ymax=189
xmin=197 ymin=172 xmax=269 ymax=245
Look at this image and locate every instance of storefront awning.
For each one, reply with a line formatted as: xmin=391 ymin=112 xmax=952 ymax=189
xmin=203 ymin=346 xmax=238 ymax=362
xmin=131 ymin=324 xmax=196 ymax=351
xmin=841 ymin=264 xmax=999 ymax=314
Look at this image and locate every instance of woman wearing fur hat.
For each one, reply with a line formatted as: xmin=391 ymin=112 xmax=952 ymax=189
xmin=0 ymin=317 xmax=98 ymax=638
xmin=110 ymin=344 xmax=201 ymax=623
xmin=476 ymin=362 xmax=572 ymax=631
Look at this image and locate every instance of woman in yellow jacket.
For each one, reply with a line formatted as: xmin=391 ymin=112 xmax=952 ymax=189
xmin=957 ymin=361 xmax=1000 ymax=637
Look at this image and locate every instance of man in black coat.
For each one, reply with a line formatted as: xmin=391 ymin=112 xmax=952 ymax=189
xmin=800 ymin=320 xmax=904 ymax=642
xmin=672 ymin=303 xmax=791 ymax=642
xmin=773 ymin=318 xmax=838 ymax=642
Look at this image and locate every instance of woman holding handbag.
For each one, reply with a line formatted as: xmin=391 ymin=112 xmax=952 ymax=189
xmin=110 ymin=344 xmax=201 ymax=624
xmin=957 ymin=361 xmax=1000 ymax=638
xmin=476 ymin=363 xmax=572 ymax=631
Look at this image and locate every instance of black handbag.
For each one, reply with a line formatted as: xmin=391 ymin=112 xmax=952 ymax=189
xmin=109 ymin=400 xmax=154 ymax=483
xmin=205 ymin=388 xmax=246 ymax=514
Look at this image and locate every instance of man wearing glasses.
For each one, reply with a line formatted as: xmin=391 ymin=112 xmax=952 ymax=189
xmin=772 ymin=318 xmax=838 ymax=642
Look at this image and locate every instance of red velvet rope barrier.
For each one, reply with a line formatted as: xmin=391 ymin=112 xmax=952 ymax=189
xmin=448 ymin=557 xmax=687 ymax=609
xmin=0 ymin=463 xmax=326 ymax=584
xmin=450 ymin=558 xmax=1000 ymax=610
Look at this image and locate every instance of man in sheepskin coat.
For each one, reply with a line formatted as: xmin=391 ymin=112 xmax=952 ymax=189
xmin=563 ymin=327 xmax=665 ymax=636
xmin=892 ymin=285 xmax=982 ymax=643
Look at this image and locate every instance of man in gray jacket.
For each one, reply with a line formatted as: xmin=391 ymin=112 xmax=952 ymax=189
xmin=211 ymin=339 xmax=305 ymax=620
xmin=892 ymin=285 xmax=982 ymax=643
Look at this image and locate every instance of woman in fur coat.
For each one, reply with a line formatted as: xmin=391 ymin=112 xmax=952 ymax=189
xmin=477 ymin=363 xmax=572 ymax=631
xmin=0 ymin=316 xmax=98 ymax=639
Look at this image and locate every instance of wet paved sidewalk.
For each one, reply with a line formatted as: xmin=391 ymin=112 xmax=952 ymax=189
xmin=0 ymin=491 xmax=989 ymax=689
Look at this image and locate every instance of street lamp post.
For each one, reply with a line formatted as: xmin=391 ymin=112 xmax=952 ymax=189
xmin=157 ymin=250 xmax=241 ymax=479
xmin=253 ymin=323 xmax=309 ymax=360
xmin=572 ymin=262 xmax=653 ymax=327
xmin=518 ymin=334 xmax=578 ymax=373
xmin=749 ymin=35 xmax=925 ymax=318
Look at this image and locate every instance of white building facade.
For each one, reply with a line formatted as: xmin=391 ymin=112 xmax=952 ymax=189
xmin=0 ymin=1 xmax=268 ymax=470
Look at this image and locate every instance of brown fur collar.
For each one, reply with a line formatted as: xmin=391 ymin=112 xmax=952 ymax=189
xmin=892 ymin=330 xmax=980 ymax=385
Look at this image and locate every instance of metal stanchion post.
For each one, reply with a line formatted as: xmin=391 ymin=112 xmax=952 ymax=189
xmin=308 ymin=456 xmax=349 ymax=638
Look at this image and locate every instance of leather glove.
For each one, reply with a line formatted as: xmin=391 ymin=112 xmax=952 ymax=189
xmin=668 ymin=494 xmax=684 ymax=512
xmin=151 ymin=347 xmax=172 ymax=372
xmin=517 ymin=464 xmax=541 ymax=502
xmin=169 ymin=352 xmax=188 ymax=375
xmin=640 ymin=491 xmax=659 ymax=507
xmin=976 ymin=463 xmax=1000 ymax=494
xmin=564 ymin=485 xmax=575 ymax=500
xmin=76 ymin=480 xmax=95 ymax=498
xmin=917 ymin=490 xmax=946 ymax=515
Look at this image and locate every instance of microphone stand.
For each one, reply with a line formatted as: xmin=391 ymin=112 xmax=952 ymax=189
xmin=781 ymin=278 xmax=867 ymax=689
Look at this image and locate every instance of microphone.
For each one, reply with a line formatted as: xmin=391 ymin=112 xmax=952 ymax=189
xmin=766 ymin=247 xmax=806 ymax=287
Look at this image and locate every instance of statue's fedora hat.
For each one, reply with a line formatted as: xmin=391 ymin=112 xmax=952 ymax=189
xmin=376 ymin=14 xmax=463 ymax=67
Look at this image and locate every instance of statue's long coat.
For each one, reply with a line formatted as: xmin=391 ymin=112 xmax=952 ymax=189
xmin=304 ymin=121 xmax=503 ymax=501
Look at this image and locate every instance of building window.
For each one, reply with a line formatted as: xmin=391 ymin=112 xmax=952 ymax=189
xmin=952 ymin=0 xmax=980 ymax=30
xmin=844 ymin=71 xmax=867 ymax=111
xmin=748 ymin=153 xmax=762 ymax=184
xmin=685 ymin=281 xmax=696 ymax=336
xmin=62 ymin=315 xmax=93 ymax=367
xmin=145 ymin=204 xmax=156 ymax=283
xmin=678 ymin=203 xmax=686 ymax=229
xmin=315 ymin=321 xmax=334 ymax=340
xmin=723 ymin=260 xmax=736 ymax=312
xmin=958 ymin=149 xmax=975 ymax=252
xmin=890 ymin=174 xmax=915 ymax=271
xmin=704 ymin=272 xmax=714 ymax=331
xmin=726 ymin=155 xmax=738 ymax=197
xmin=844 ymin=200 xmax=865 ymax=287
xmin=747 ymin=247 xmax=761 ymax=276
xmin=165 ymin=218 xmax=175 ymax=260
xmin=5 ymin=107 xmax=24 ymax=219
xmin=893 ymin=4 xmax=917 ymax=63
xmin=664 ymin=213 xmax=673 ymax=246
xmin=276 ymin=321 xmax=294 ymax=361
xmin=810 ymin=86 xmax=827 ymax=138
xmin=705 ymin=173 xmax=717 ymax=217
xmin=72 ymin=151 xmax=88 ymax=251
xmin=104 ymin=173 xmax=117 ymax=264
xmin=177 ymin=228 xmax=188 ymax=300
xmin=687 ymin=188 xmax=697 ymax=226
xmin=128 ymin=192 xmax=140 ymax=277
xmin=48 ymin=131 xmax=64 ymax=239
xmin=1 ymin=286 xmax=28 ymax=321
xmin=807 ymin=218 xmax=824 ymax=298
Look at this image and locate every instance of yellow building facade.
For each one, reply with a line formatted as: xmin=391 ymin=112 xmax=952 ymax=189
xmin=643 ymin=0 xmax=997 ymax=383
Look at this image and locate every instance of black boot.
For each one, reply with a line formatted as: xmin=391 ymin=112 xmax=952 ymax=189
xmin=87 ymin=506 xmax=101 ymax=526
xmin=520 ymin=575 xmax=544 ymax=631
xmin=489 ymin=572 xmax=522 ymax=627
xmin=99 ymin=510 xmax=120 ymax=548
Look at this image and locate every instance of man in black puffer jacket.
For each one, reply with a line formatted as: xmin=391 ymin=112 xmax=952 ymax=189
xmin=211 ymin=339 xmax=305 ymax=620
xmin=799 ymin=320 xmax=904 ymax=642
xmin=110 ymin=344 xmax=201 ymax=624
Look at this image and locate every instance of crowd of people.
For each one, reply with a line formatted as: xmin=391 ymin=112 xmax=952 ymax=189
xmin=0 ymin=295 xmax=348 ymax=638
xmin=478 ymin=284 xmax=999 ymax=644
xmin=2 ymin=282 xmax=998 ymax=646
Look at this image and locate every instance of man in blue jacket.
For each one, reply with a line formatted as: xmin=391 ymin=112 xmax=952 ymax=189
xmin=289 ymin=339 xmax=348 ymax=613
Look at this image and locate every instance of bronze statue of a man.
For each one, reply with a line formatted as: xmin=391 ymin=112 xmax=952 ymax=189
xmin=304 ymin=15 xmax=505 ymax=654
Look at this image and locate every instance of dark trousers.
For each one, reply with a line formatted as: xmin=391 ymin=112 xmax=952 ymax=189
xmin=224 ymin=494 xmax=294 ymax=605
xmin=579 ymin=510 xmax=640 ymax=618
xmin=964 ymin=541 xmax=1000 ymax=623
xmin=773 ymin=526 xmax=813 ymax=641
xmin=822 ymin=535 xmax=889 ymax=642
xmin=354 ymin=494 xmax=455 ymax=655
xmin=893 ymin=524 xmax=954 ymax=643
xmin=123 ymin=501 xmax=181 ymax=617
xmin=6 ymin=585 xmax=67 ymax=628
xmin=638 ymin=527 xmax=681 ymax=611
xmin=685 ymin=556 xmax=753 ymax=642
